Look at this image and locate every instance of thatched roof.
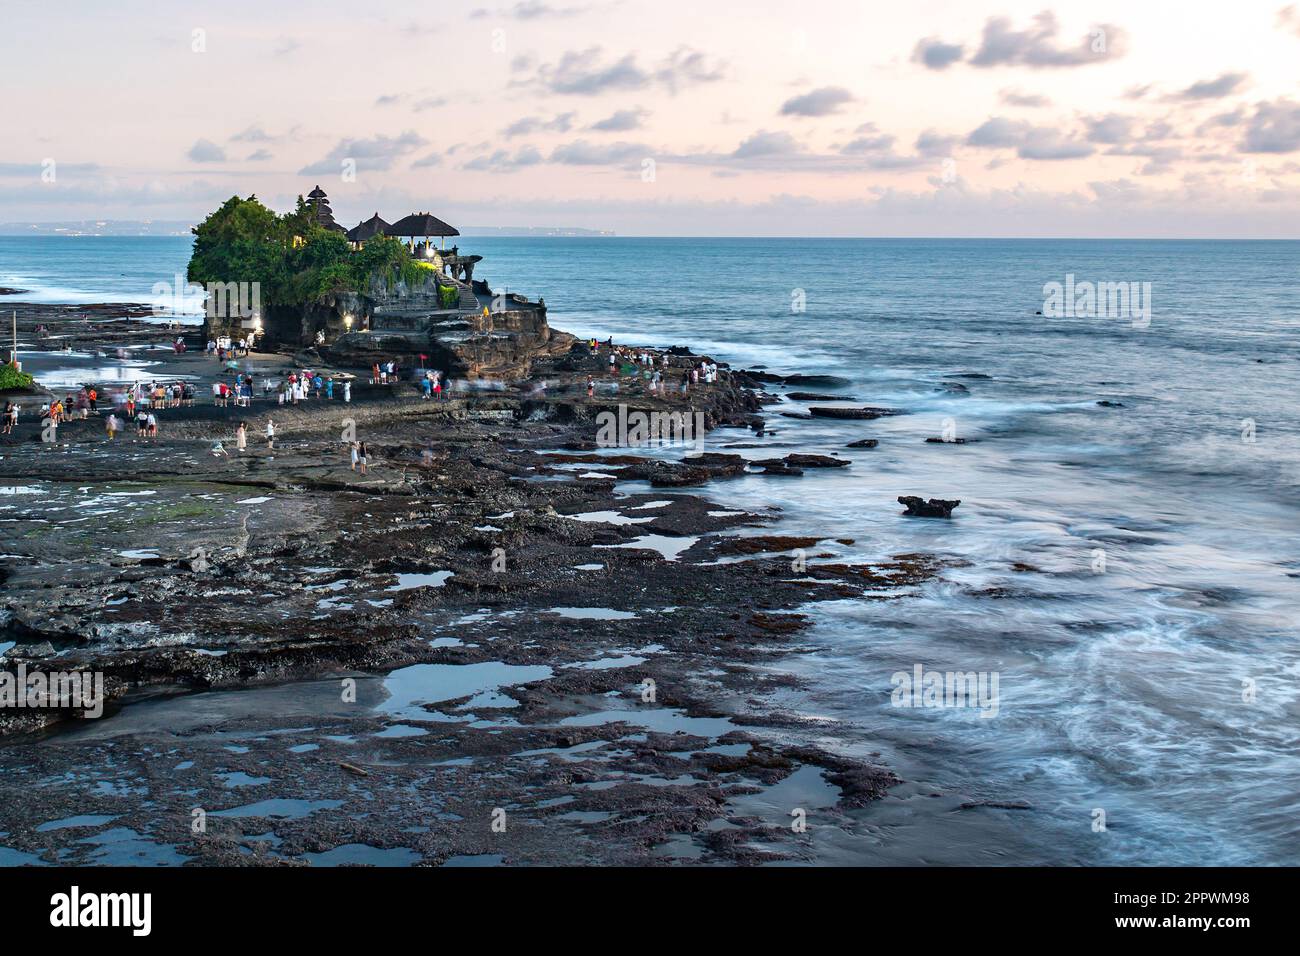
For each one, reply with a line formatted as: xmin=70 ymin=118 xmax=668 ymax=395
xmin=386 ymin=212 xmax=459 ymax=238
xmin=307 ymin=185 xmax=328 ymax=199
xmin=346 ymin=212 xmax=391 ymax=242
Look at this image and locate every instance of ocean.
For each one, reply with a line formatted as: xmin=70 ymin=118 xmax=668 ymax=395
xmin=4 ymin=234 xmax=1299 ymax=864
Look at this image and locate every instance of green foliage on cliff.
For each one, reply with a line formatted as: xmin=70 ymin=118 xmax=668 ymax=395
xmin=0 ymin=364 xmax=35 ymax=391
xmin=187 ymin=195 xmax=436 ymax=308
xmin=438 ymin=284 xmax=459 ymax=309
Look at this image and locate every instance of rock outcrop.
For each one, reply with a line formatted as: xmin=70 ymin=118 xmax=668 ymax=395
xmin=753 ymin=454 xmax=850 ymax=469
xmin=898 ymin=496 xmax=961 ymax=518
xmin=204 ymin=266 xmax=571 ymax=381
xmin=810 ymin=406 xmax=901 ymax=420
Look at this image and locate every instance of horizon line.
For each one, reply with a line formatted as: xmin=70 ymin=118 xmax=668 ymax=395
xmin=3 ymin=230 xmax=1300 ymax=242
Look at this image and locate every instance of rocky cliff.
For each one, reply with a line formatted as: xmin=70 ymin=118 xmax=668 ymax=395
xmin=205 ymin=269 xmax=572 ymax=380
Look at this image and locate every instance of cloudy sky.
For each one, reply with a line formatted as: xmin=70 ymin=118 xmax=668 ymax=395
xmin=4 ymin=0 xmax=1300 ymax=235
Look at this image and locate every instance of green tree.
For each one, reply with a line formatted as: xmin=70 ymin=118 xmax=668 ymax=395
xmin=186 ymin=195 xmax=433 ymax=307
xmin=187 ymin=195 xmax=288 ymax=300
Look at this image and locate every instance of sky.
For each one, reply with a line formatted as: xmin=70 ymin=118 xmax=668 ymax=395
xmin=3 ymin=0 xmax=1300 ymax=236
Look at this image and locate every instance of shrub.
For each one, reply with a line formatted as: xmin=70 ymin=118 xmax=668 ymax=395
xmin=0 ymin=364 xmax=35 ymax=391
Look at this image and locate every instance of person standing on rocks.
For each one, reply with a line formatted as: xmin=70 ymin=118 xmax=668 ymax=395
xmin=104 ymin=413 xmax=119 ymax=441
xmin=343 ymin=380 xmax=351 ymax=403
xmin=350 ymin=441 xmax=359 ymax=471
xmin=266 ymin=419 xmax=275 ymax=450
xmin=236 ymin=422 xmax=247 ymax=453
xmin=356 ymin=441 xmax=369 ymax=475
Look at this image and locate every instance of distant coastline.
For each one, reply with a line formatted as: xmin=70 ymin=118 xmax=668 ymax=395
xmin=0 ymin=221 xmax=615 ymax=238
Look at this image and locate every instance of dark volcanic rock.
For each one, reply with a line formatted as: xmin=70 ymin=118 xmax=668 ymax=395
xmin=618 ymin=452 xmax=750 ymax=487
xmin=785 ymin=392 xmax=852 ymax=402
xmin=925 ymin=437 xmax=970 ymax=444
xmin=716 ymin=535 xmax=821 ymax=555
xmin=846 ymin=438 xmax=878 ymax=448
xmin=736 ymin=369 xmax=786 ymax=385
xmin=754 ymin=454 xmax=849 ymax=469
xmin=809 ymin=406 xmax=900 ymax=420
xmin=784 ymin=374 xmax=851 ymax=388
xmin=1097 ymin=400 xmax=1124 ymax=407
xmin=736 ymin=371 xmax=850 ymax=389
xmin=786 ymin=453 xmax=848 ymax=468
xmin=898 ymin=496 xmax=961 ymax=518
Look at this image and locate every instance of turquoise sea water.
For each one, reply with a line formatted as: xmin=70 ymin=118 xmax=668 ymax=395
xmin=3 ymin=235 xmax=1299 ymax=864
xmin=0 ymin=236 xmax=201 ymax=309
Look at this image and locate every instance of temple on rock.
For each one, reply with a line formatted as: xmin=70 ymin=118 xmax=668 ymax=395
xmin=236 ymin=186 xmax=568 ymax=379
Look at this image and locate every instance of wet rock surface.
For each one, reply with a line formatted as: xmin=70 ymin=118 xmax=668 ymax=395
xmin=808 ymin=406 xmax=902 ymax=420
xmin=898 ymin=496 xmax=962 ymax=518
xmin=784 ymin=392 xmax=852 ymax=402
xmin=0 ymin=304 xmax=956 ymax=866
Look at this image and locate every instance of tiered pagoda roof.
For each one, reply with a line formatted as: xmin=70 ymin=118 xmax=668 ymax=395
xmin=305 ymin=184 xmax=347 ymax=234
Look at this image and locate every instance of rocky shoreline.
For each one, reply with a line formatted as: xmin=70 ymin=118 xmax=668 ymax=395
xmin=0 ymin=301 xmax=953 ymax=866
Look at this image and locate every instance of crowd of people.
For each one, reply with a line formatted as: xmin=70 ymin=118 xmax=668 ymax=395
xmin=11 ymin=331 xmax=717 ymax=478
xmin=273 ymin=369 xmax=352 ymax=405
xmin=206 ymin=334 xmax=255 ymax=362
xmin=582 ymin=338 xmax=722 ymax=398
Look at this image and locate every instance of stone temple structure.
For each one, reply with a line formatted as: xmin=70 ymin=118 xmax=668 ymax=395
xmin=213 ymin=188 xmax=572 ymax=380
